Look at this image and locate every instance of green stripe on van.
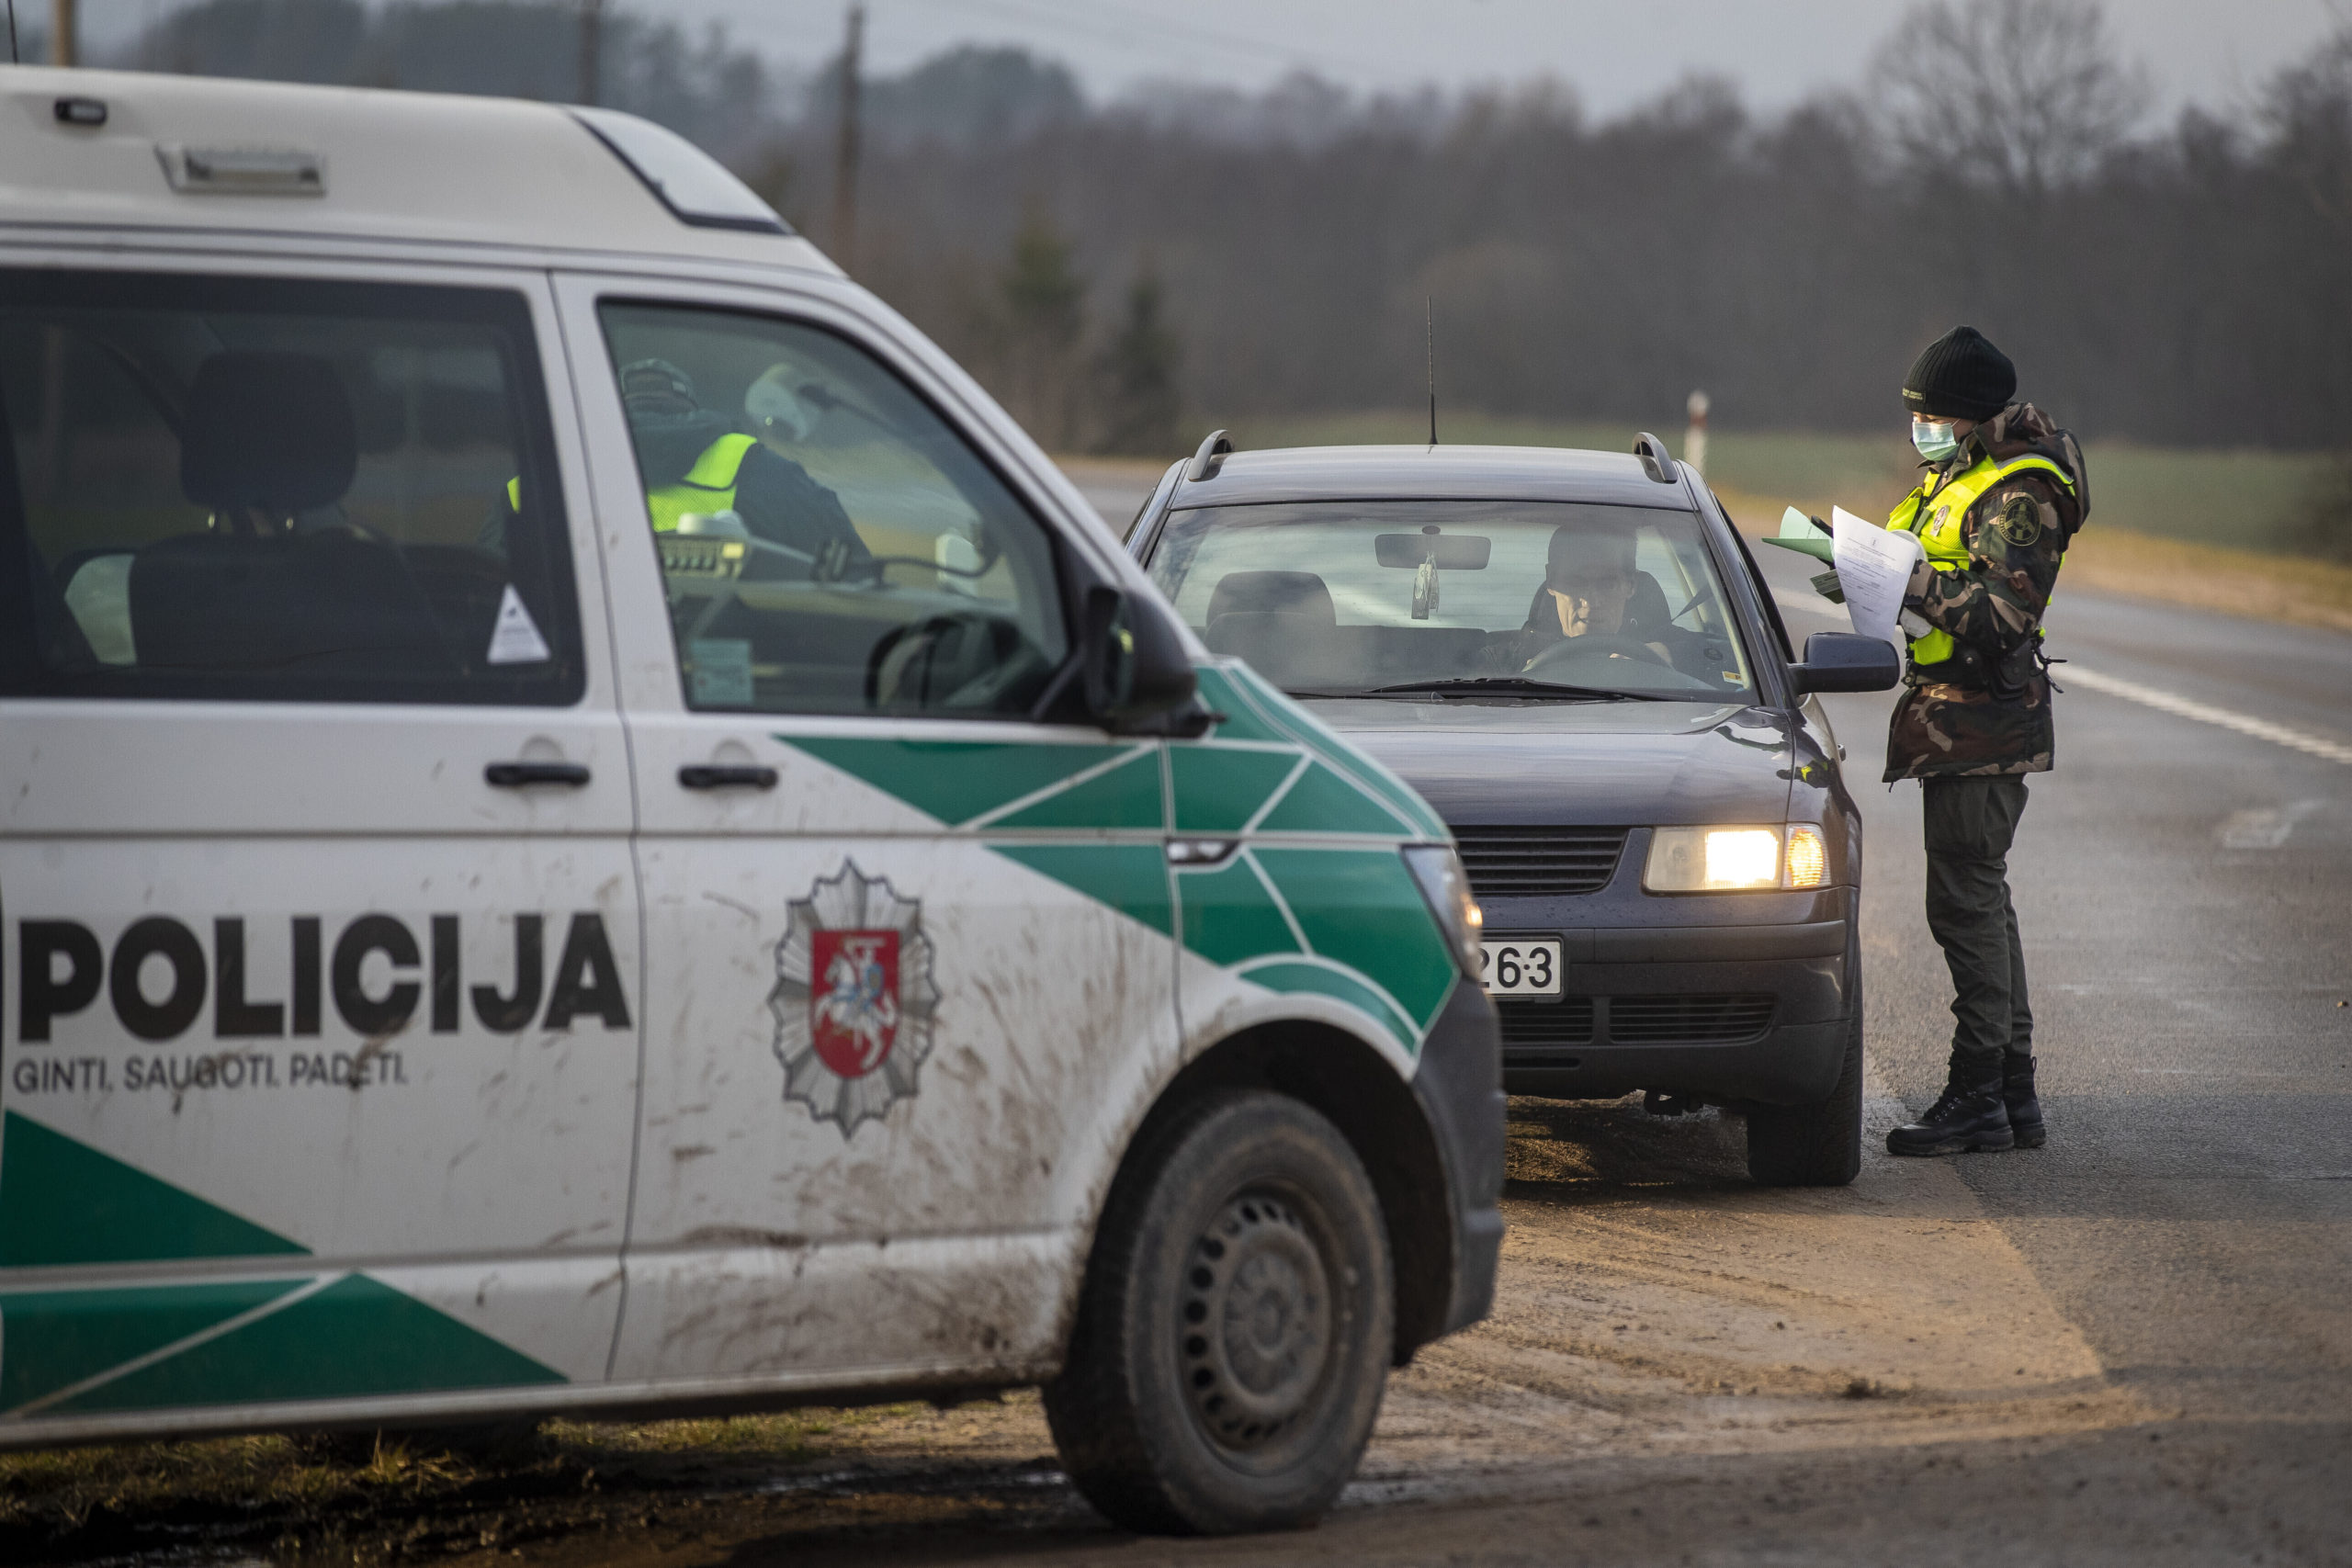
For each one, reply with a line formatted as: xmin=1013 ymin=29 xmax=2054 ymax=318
xmin=1175 ymin=857 xmax=1300 ymax=968
xmin=782 ymin=738 xmax=1137 ymax=828
xmin=48 ymin=1273 xmax=564 ymax=1416
xmin=0 ymin=1112 xmax=307 ymax=1269
xmin=990 ymin=844 xmax=1175 ymax=936
xmin=1169 ymin=745 xmax=1301 ymax=833
xmin=1255 ymin=761 xmax=1414 ymax=836
xmin=1234 ymin=961 xmax=1419 ymax=1054
xmin=1251 ymin=849 xmax=1457 ymax=1032
xmin=1215 ymin=664 xmax=1448 ymax=840
xmin=989 ymin=747 xmax=1165 ymax=830
xmin=0 ymin=1278 xmax=306 ymax=1414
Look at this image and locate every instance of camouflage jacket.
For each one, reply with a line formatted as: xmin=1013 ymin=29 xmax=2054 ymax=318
xmin=1883 ymin=402 xmax=2086 ymax=783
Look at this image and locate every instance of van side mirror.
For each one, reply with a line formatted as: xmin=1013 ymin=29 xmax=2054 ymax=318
xmin=1082 ymin=587 xmax=1210 ymax=736
xmin=1791 ymin=632 xmax=1901 ymax=694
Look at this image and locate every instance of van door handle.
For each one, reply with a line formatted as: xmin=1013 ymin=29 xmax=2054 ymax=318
xmin=486 ymin=761 xmax=592 ymax=788
xmin=679 ymin=764 xmax=778 ymax=790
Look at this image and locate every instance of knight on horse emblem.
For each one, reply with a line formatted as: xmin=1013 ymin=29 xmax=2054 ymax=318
xmin=770 ymin=862 xmax=940 ymax=1134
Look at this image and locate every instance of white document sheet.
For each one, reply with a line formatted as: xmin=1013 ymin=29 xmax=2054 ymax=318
xmin=1829 ymin=505 xmax=1926 ymax=649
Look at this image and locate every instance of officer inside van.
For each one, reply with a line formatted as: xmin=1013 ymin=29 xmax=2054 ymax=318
xmin=484 ymin=360 xmax=870 ymax=578
xmin=616 ymin=358 xmax=871 ymax=577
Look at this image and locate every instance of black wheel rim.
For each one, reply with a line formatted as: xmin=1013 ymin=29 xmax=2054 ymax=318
xmin=1177 ymin=1189 xmax=1336 ymax=1457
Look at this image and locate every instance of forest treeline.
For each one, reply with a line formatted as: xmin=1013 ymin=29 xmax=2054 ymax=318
xmin=86 ymin=0 xmax=2352 ymax=523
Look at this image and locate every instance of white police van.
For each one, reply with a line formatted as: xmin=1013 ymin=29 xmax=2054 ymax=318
xmin=0 ymin=67 xmax=1502 ymax=1533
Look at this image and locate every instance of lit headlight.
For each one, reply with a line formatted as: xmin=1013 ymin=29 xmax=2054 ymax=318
xmin=1644 ymin=825 xmax=1828 ymax=892
xmin=1402 ymin=844 xmax=1485 ymax=977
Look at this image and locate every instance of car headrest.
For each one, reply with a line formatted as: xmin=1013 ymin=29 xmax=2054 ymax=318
xmin=1206 ymin=570 xmax=1334 ymax=626
xmin=179 ymin=352 xmax=357 ymax=513
xmin=1625 ymin=570 xmax=1672 ymax=631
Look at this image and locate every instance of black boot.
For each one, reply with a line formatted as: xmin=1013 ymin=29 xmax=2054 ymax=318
xmin=1887 ymin=1054 xmax=2014 ymax=1156
xmin=2003 ymin=1053 xmax=2045 ymax=1149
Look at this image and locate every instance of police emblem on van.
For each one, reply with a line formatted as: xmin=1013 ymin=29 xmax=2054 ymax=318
xmin=769 ymin=863 xmax=939 ymax=1135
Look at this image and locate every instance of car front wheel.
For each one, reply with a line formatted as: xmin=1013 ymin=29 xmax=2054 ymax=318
xmin=1745 ymin=929 xmax=1866 ymax=1187
xmin=1044 ymin=1089 xmax=1394 ymax=1535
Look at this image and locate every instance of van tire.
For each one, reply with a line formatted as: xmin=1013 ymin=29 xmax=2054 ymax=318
xmin=1746 ymin=931 xmax=1865 ymax=1187
xmin=1044 ymin=1089 xmax=1393 ymax=1535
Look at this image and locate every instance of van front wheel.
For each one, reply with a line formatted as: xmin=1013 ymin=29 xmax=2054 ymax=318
xmin=1045 ymin=1090 xmax=1394 ymax=1535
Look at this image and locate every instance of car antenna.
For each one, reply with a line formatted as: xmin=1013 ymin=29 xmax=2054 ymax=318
xmin=1426 ymin=296 xmax=1438 ymax=448
xmin=6 ymin=0 xmax=17 ymax=64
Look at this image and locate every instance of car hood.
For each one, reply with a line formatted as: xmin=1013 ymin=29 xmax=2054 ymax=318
xmin=1305 ymin=697 xmax=1797 ymax=828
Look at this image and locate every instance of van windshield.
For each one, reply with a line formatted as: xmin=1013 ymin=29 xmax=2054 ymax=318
xmin=1147 ymin=500 xmax=1753 ymax=700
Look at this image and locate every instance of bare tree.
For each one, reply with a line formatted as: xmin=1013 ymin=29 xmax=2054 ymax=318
xmin=1872 ymin=0 xmax=2148 ymax=196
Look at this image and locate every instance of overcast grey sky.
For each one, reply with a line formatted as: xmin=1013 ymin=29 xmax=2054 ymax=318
xmin=638 ymin=0 xmax=2343 ymax=119
xmin=74 ymin=0 xmax=2346 ymax=118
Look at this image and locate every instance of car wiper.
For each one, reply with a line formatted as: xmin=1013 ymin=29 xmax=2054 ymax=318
xmin=1363 ymin=677 xmax=1661 ymax=701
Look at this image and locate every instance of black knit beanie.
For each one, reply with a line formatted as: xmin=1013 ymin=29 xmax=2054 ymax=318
xmin=1902 ymin=326 xmax=2016 ymax=422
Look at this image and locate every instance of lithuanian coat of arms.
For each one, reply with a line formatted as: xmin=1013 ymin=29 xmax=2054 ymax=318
xmin=769 ymin=861 xmax=940 ymax=1134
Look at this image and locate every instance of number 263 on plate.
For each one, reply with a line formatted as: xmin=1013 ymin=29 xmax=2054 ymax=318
xmin=1479 ymin=939 xmax=1563 ymax=998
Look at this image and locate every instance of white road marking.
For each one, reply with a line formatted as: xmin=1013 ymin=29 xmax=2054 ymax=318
xmin=2217 ymin=801 xmax=2326 ymax=849
xmin=2063 ymin=666 xmax=2352 ymax=766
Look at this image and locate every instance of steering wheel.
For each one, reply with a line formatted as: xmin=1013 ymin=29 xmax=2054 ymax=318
xmin=1525 ymin=633 xmax=1671 ymax=674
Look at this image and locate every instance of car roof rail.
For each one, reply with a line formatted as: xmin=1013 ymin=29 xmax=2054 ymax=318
xmin=1632 ymin=432 xmax=1679 ymax=484
xmin=1186 ymin=429 xmax=1234 ymax=482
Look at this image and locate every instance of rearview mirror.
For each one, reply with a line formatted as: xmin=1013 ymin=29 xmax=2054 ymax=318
xmin=1791 ymin=632 xmax=1901 ymax=694
xmin=1082 ymin=586 xmax=1209 ymax=735
xmin=1374 ymin=531 xmax=1491 ymax=570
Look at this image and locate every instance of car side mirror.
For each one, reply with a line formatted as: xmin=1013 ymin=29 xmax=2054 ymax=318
xmin=1791 ymin=631 xmax=1901 ymax=694
xmin=1082 ymin=586 xmax=1210 ymax=736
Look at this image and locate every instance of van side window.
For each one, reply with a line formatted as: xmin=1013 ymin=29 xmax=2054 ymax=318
xmin=0 ymin=271 xmax=582 ymax=705
xmin=596 ymin=303 xmax=1068 ymax=718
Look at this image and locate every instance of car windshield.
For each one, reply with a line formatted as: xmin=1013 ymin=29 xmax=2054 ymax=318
xmin=1147 ymin=499 xmax=1754 ymax=700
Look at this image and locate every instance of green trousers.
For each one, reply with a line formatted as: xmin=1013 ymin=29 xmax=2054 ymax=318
xmin=1921 ymin=776 xmax=2032 ymax=1064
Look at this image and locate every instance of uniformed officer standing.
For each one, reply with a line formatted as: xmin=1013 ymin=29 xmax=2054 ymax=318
xmin=1880 ymin=326 xmax=2087 ymax=1157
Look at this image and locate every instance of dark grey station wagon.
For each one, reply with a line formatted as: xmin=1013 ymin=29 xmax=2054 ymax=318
xmin=1128 ymin=435 xmax=1900 ymax=1185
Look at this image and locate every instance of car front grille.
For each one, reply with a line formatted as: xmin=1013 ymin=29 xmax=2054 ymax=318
xmin=1498 ymin=996 xmax=1596 ymax=1049
xmin=1607 ymin=994 xmax=1777 ymax=1045
xmin=1498 ymin=993 xmax=1778 ymax=1060
xmin=1452 ymin=825 xmax=1629 ymax=898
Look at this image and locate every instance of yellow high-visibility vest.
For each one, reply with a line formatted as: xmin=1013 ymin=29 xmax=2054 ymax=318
xmin=644 ymin=434 xmax=759 ymax=532
xmin=503 ymin=433 xmax=759 ymax=532
xmin=1886 ymin=452 xmax=2075 ymax=667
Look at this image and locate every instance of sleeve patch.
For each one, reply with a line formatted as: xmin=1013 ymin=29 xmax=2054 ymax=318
xmin=1994 ymin=494 xmax=2043 ymax=547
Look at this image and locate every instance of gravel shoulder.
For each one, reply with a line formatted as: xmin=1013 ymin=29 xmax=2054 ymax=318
xmin=2 ymin=1084 xmax=2190 ymax=1567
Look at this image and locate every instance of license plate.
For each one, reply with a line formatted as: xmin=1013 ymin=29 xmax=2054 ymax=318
xmin=1479 ymin=939 xmax=1563 ymax=998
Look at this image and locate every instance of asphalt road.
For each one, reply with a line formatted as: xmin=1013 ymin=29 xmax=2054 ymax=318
xmin=1087 ymin=457 xmax=2352 ymax=1436
xmin=1758 ymin=533 xmax=2352 ymax=1429
xmin=1101 ymin=467 xmax=2352 ymax=1559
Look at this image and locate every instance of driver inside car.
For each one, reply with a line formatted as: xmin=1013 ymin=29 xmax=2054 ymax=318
xmin=1509 ymin=525 xmax=1673 ymax=671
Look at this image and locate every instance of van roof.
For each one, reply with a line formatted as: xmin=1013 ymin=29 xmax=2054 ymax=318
xmin=0 ymin=65 xmax=838 ymax=274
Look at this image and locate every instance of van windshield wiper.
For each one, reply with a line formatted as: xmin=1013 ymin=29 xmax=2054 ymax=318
xmin=1361 ymin=676 xmax=1661 ymax=701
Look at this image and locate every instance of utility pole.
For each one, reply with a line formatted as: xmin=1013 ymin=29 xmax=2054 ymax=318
xmin=576 ymin=0 xmax=602 ymax=107
xmin=831 ymin=3 xmax=865 ymax=272
xmin=49 ymin=0 xmax=75 ymax=66
xmin=1684 ymin=389 xmax=1710 ymax=480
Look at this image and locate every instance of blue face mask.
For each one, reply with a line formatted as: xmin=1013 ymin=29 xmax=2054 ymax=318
xmin=1912 ymin=417 xmax=1962 ymax=463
